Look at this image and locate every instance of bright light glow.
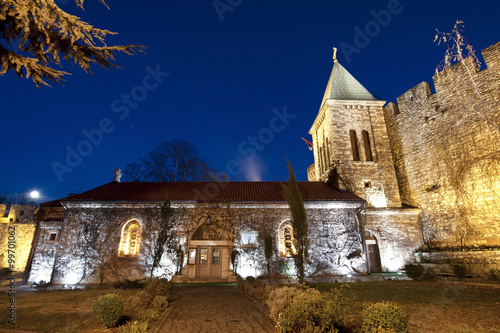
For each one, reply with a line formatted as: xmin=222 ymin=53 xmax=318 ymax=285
xmin=370 ymin=195 xmax=387 ymax=208
xmin=64 ymin=271 xmax=83 ymax=285
xmin=30 ymin=190 xmax=40 ymax=199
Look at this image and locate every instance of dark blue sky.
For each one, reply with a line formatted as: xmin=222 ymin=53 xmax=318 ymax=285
xmin=1 ymin=0 xmax=499 ymax=203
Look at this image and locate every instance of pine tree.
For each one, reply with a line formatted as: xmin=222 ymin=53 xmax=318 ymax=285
xmin=0 ymin=0 xmax=145 ymax=87
xmin=281 ymin=160 xmax=309 ymax=283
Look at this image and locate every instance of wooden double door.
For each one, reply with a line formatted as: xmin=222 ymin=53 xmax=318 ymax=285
xmin=196 ymin=246 xmax=222 ymax=278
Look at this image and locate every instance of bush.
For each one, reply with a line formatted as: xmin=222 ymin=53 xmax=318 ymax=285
xmin=362 ymin=301 xmax=408 ymax=333
xmin=404 ymin=264 xmax=424 ymax=280
xmin=93 ymin=293 xmax=124 ymax=328
xmin=137 ymin=307 xmax=161 ymax=322
xmin=235 ymin=275 xmax=245 ymax=291
xmin=420 ymin=268 xmax=438 ymax=281
xmin=245 ymin=276 xmax=256 ymax=283
xmin=0 ymin=268 xmax=14 ymax=280
xmin=144 ymin=278 xmax=174 ymax=298
xmin=486 ymin=269 xmax=499 ymax=280
xmin=33 ymin=280 xmax=51 ymax=290
xmin=452 ymin=264 xmax=467 ymax=279
xmin=129 ymin=279 xmax=173 ymax=311
xmin=116 ymin=320 xmax=149 ymax=333
xmin=113 ymin=279 xmax=144 ymax=289
xmin=267 ymin=286 xmax=347 ymax=332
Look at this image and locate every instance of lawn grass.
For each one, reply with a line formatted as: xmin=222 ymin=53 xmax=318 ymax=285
xmin=0 ymin=287 xmax=140 ymax=332
xmin=1 ymin=280 xmax=498 ymax=332
xmin=313 ymin=280 xmax=500 ymax=333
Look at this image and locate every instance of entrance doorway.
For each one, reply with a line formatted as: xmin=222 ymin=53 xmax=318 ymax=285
xmin=196 ymin=246 xmax=222 ymax=278
xmin=366 ymin=234 xmax=382 ymax=273
xmin=183 ymin=217 xmax=233 ymax=282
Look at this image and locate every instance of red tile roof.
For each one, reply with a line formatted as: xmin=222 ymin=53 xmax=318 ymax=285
xmin=43 ymin=181 xmax=364 ymax=205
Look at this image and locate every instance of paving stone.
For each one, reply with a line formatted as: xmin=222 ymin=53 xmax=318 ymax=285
xmin=152 ymin=286 xmax=275 ymax=333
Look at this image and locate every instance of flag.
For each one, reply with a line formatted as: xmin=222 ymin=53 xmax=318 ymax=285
xmin=301 ymin=137 xmax=313 ymax=151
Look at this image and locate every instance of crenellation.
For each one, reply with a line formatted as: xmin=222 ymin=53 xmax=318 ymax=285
xmin=481 ymin=42 xmax=500 ymax=72
xmin=385 ymin=41 xmax=500 ymax=248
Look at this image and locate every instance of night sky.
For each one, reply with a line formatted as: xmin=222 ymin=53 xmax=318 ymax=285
xmin=1 ymin=0 xmax=499 ymax=203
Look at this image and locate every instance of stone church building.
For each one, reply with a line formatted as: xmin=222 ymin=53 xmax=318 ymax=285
xmin=27 ymin=42 xmax=500 ymax=284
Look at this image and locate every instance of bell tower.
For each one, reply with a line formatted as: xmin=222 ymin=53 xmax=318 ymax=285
xmin=308 ymin=48 xmax=401 ymax=208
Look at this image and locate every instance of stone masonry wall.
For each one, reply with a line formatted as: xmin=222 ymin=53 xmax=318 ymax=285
xmin=363 ymin=208 xmax=421 ymax=272
xmin=384 ymin=42 xmax=500 ymax=248
xmin=0 ymin=223 xmax=36 ymax=273
xmin=28 ymin=221 xmax=63 ymax=283
xmin=29 ymin=201 xmax=368 ymax=284
xmin=310 ymin=100 xmax=401 ymax=208
xmin=420 ymin=250 xmax=500 ymax=277
xmin=0 ymin=204 xmax=37 ymax=273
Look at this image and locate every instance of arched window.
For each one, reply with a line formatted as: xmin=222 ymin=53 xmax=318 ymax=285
xmin=279 ymin=222 xmax=295 ymax=257
xmin=325 ymin=138 xmax=331 ymax=168
xmin=349 ymin=130 xmax=360 ymax=161
xmin=319 ymin=146 xmax=324 ymax=174
xmin=119 ymin=220 xmax=142 ymax=257
xmin=362 ymin=130 xmax=373 ymax=161
xmin=322 ymin=144 xmax=328 ymax=172
xmin=284 ymin=226 xmax=293 ymax=256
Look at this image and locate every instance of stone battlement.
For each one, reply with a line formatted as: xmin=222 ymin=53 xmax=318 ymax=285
xmin=383 ymin=41 xmax=500 ymax=248
xmin=0 ymin=204 xmax=36 ymax=224
xmin=385 ymin=41 xmax=500 ymax=120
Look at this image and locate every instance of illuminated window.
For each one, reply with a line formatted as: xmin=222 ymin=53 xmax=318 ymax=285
xmin=240 ymin=230 xmax=258 ymax=248
xmin=362 ymin=130 xmax=373 ymax=161
xmin=212 ymin=248 xmax=220 ymax=264
xmin=279 ymin=222 xmax=296 ymax=257
xmin=284 ymin=227 xmax=293 ymax=256
xmin=188 ymin=249 xmax=196 ymax=264
xmin=349 ymin=130 xmax=360 ymax=161
xmin=119 ymin=220 xmax=142 ymax=257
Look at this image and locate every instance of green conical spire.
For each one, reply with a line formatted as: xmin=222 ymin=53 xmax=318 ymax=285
xmin=320 ymin=49 xmax=377 ymax=105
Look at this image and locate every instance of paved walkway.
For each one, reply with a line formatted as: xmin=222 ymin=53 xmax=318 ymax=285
xmin=151 ymin=286 xmax=276 ymax=333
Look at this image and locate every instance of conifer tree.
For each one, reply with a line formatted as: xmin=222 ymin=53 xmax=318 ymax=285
xmin=151 ymin=196 xmax=174 ymax=278
xmin=0 ymin=0 xmax=145 ymax=87
xmin=281 ymin=160 xmax=309 ymax=283
xmin=258 ymin=227 xmax=274 ymax=283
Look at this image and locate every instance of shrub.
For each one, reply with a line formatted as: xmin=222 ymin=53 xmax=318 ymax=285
xmin=452 ymin=264 xmax=468 ymax=279
xmin=116 ymin=320 xmax=149 ymax=333
xmin=362 ymin=301 xmax=408 ymax=333
xmin=267 ymin=286 xmax=347 ymax=332
xmin=137 ymin=307 xmax=161 ymax=322
xmin=245 ymin=276 xmax=256 ymax=283
xmin=404 ymin=264 xmax=424 ymax=280
xmin=33 ymin=280 xmax=51 ymax=290
xmin=142 ymin=279 xmax=174 ymax=299
xmin=0 ymin=268 xmax=14 ymax=280
xmin=486 ymin=269 xmax=499 ymax=280
xmin=129 ymin=279 xmax=173 ymax=311
xmin=113 ymin=279 xmax=144 ymax=289
xmin=420 ymin=268 xmax=438 ymax=281
xmin=235 ymin=275 xmax=245 ymax=291
xmin=93 ymin=293 xmax=124 ymax=328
